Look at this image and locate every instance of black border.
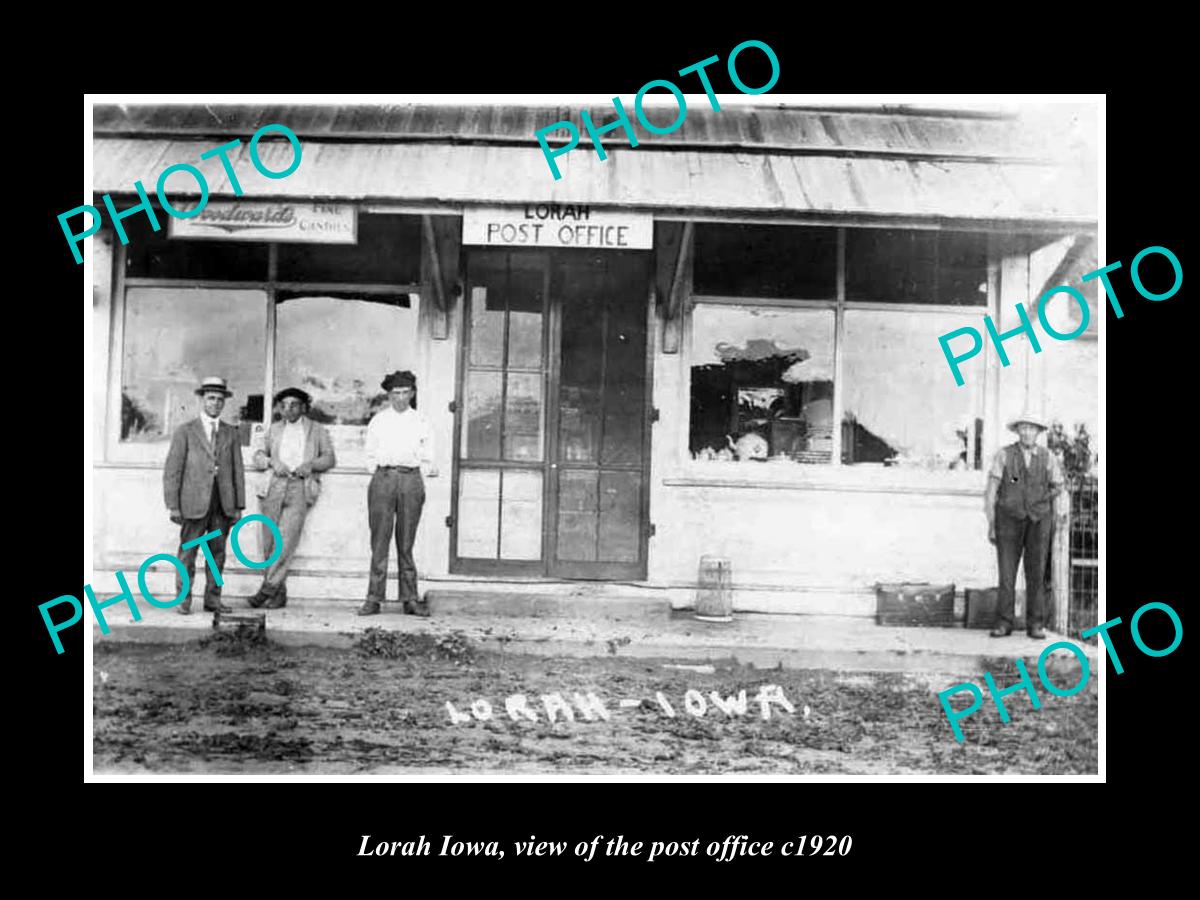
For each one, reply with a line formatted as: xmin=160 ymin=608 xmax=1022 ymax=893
xmin=24 ymin=30 xmax=1189 ymax=880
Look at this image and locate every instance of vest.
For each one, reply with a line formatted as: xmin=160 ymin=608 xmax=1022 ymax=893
xmin=996 ymin=443 xmax=1053 ymax=522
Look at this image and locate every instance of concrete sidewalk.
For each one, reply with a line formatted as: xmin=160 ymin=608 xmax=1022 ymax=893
xmin=91 ymin=595 xmax=1097 ymax=678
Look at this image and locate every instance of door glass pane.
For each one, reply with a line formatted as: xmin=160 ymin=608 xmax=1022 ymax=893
xmin=507 ymin=268 xmax=544 ymax=368
xmin=463 ymin=370 xmax=502 ymax=459
xmin=508 ymin=311 xmax=542 ymax=369
xmin=598 ymin=471 xmax=640 ymax=562
xmin=457 ymin=252 xmax=550 ymax=570
xmin=468 ymin=287 xmax=504 ymax=367
xmin=462 ymin=256 xmax=546 ymax=464
xmin=457 ymin=469 xmax=500 ymax=559
xmin=504 ymin=372 xmax=543 ymax=461
xmin=557 ymin=269 xmax=605 ymax=463
xmin=121 ymin=287 xmax=265 ymax=445
xmin=601 ymin=287 xmax=646 ymax=466
xmin=550 ymin=253 xmax=648 ymax=574
xmin=558 ymin=388 xmax=600 ymax=462
xmin=556 ymin=469 xmax=598 ymax=561
xmin=500 ymin=470 xmax=542 ymax=560
xmin=274 ymin=293 xmax=418 ymax=467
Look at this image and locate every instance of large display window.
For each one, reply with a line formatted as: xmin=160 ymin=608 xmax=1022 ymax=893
xmin=688 ymin=224 xmax=992 ymax=473
xmin=106 ymin=209 xmax=422 ymax=469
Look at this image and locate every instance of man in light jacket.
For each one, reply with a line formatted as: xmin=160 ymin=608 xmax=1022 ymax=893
xmin=250 ymin=387 xmax=337 ymax=609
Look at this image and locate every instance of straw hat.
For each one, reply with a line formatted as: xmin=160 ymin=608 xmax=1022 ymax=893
xmin=1007 ymin=410 xmax=1048 ymax=432
xmin=194 ymin=376 xmax=233 ymax=397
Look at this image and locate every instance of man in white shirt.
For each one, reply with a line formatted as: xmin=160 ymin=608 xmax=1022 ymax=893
xmin=359 ymin=370 xmax=437 ymax=616
xmin=250 ymin=387 xmax=337 ymax=609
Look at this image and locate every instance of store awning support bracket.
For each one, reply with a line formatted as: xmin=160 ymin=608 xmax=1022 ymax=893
xmin=422 ymin=214 xmax=460 ymax=340
xmin=661 ymin=221 xmax=694 ymax=354
xmin=1035 ymin=231 xmax=1096 ymax=301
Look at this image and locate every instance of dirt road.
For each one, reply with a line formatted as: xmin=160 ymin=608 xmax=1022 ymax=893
xmin=92 ymin=629 xmax=1097 ymax=775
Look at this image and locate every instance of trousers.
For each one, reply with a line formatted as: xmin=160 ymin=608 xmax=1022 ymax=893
xmin=995 ymin=509 xmax=1052 ymax=631
xmin=259 ymin=476 xmax=309 ymax=594
xmin=177 ymin=480 xmax=235 ymax=609
xmin=366 ymin=467 xmax=425 ymax=604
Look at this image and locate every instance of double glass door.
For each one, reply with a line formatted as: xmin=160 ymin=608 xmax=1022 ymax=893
xmin=452 ymin=249 xmax=651 ymax=580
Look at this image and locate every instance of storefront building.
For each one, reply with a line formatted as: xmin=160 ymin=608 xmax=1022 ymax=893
xmin=91 ymin=104 xmax=1098 ymax=616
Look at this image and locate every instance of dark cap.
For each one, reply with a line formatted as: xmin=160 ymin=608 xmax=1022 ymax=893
xmin=381 ymin=370 xmax=417 ymax=391
xmin=274 ymin=387 xmax=312 ymax=406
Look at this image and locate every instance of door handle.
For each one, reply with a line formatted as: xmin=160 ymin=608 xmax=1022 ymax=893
xmin=550 ymin=463 xmax=558 ymax=469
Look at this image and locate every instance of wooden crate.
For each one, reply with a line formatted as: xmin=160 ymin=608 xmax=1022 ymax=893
xmin=965 ymin=588 xmax=1024 ymax=630
xmin=875 ymin=583 xmax=956 ymax=627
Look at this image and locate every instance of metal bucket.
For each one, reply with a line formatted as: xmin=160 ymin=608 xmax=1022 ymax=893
xmin=695 ymin=556 xmax=733 ymax=623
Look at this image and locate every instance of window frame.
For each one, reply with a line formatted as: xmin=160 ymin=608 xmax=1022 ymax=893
xmin=680 ymin=223 xmax=998 ymax=489
xmin=104 ymin=224 xmax=423 ymax=468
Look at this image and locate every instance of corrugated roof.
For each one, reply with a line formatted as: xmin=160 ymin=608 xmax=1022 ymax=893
xmin=94 ymin=136 xmax=1095 ymax=224
xmin=94 ymin=103 xmax=1057 ymax=162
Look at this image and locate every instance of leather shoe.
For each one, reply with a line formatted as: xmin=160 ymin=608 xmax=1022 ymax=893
xmin=247 ymin=590 xmax=267 ymax=609
xmin=357 ymin=600 xmax=381 ymax=617
xmin=204 ymin=602 xmax=233 ymax=614
xmin=176 ymin=601 xmax=193 ymax=616
xmin=263 ymin=588 xmax=288 ymax=610
xmin=403 ymin=599 xmax=431 ymax=618
xmin=1027 ymin=627 xmax=1046 ymax=640
xmin=989 ymin=626 xmax=1013 ymax=638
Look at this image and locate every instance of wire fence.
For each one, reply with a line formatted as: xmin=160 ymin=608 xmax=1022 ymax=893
xmin=1067 ymin=476 xmax=1099 ymax=640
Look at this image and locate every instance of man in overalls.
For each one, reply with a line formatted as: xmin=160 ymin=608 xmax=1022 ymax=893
xmin=984 ymin=411 xmax=1067 ymax=640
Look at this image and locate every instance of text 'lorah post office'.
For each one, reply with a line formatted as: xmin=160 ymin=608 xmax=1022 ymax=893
xmin=462 ymin=205 xmax=653 ymax=250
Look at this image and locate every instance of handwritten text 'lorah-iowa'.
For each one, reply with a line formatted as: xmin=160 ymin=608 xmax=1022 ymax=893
xmin=445 ymin=684 xmax=798 ymax=724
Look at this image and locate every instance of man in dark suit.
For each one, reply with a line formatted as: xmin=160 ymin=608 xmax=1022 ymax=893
xmin=163 ymin=376 xmax=246 ymax=614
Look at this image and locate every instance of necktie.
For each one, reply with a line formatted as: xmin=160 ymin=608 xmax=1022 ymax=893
xmin=209 ymin=421 xmax=217 ymax=447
